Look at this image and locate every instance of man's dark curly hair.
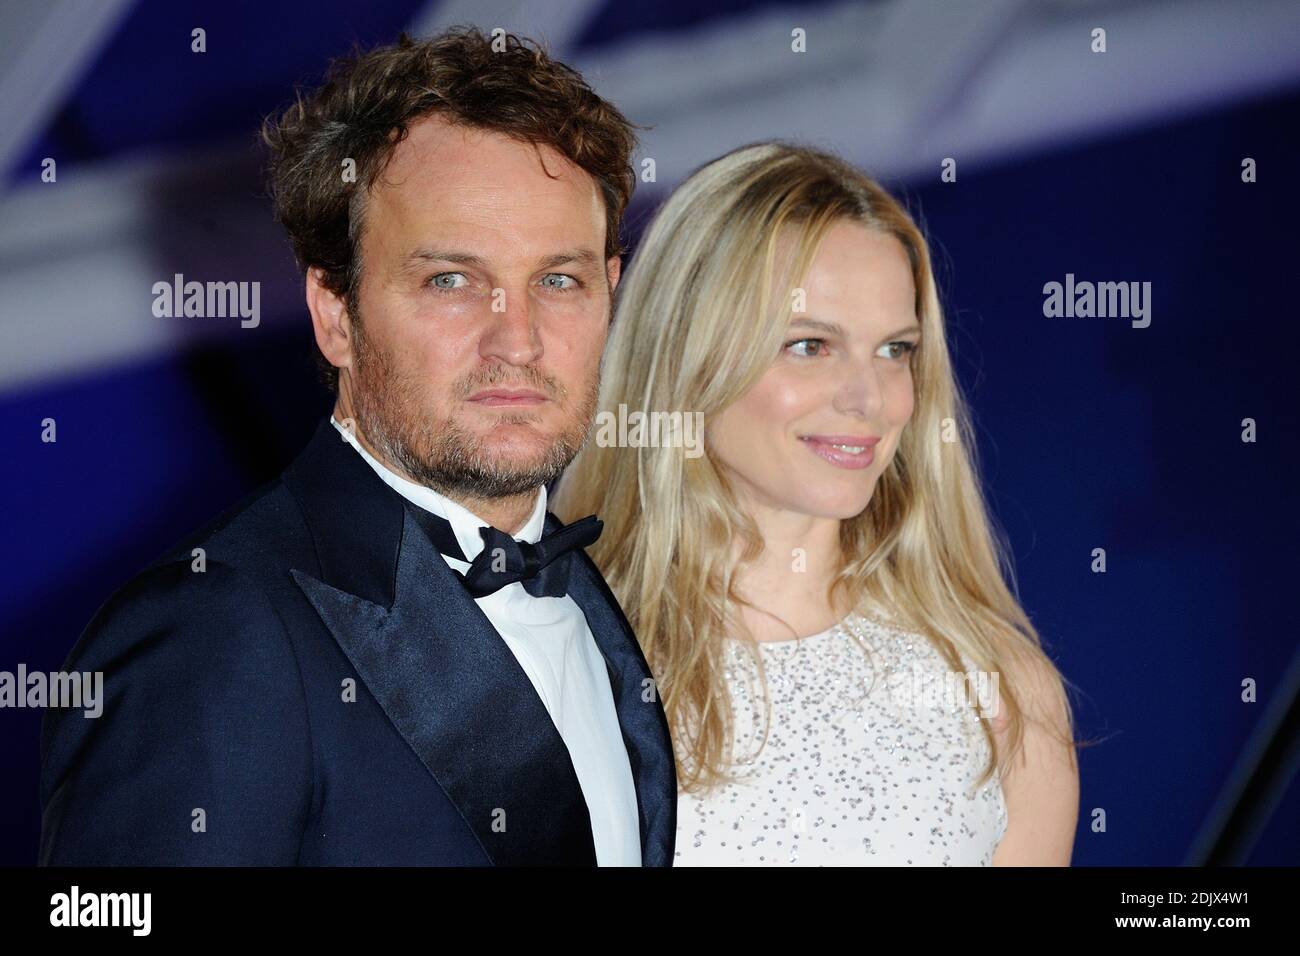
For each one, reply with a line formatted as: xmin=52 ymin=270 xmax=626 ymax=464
xmin=260 ymin=26 xmax=641 ymax=393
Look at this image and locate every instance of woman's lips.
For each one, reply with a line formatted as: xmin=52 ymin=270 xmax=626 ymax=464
xmin=799 ymin=435 xmax=879 ymax=469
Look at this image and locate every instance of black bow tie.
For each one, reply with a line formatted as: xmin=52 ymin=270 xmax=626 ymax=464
xmin=407 ymin=505 xmax=603 ymax=599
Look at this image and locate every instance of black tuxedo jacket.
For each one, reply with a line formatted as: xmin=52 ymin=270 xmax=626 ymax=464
xmin=38 ymin=416 xmax=676 ymax=865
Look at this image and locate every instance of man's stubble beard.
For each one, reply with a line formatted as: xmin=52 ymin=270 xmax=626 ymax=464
xmin=348 ymin=311 xmax=599 ymax=502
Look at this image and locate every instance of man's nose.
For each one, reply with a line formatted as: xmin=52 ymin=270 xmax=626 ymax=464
xmin=479 ymin=283 xmax=543 ymax=366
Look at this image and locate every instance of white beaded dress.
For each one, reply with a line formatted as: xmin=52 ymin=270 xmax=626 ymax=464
xmin=673 ymin=609 xmax=1008 ymax=866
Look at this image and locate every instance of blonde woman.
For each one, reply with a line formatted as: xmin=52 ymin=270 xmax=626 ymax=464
xmin=553 ymin=141 xmax=1081 ymax=866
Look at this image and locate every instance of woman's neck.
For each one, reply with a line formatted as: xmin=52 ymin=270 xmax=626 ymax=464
xmin=730 ymin=506 xmax=853 ymax=642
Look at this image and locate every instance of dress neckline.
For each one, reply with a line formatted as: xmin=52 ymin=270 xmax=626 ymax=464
xmin=750 ymin=614 xmax=850 ymax=648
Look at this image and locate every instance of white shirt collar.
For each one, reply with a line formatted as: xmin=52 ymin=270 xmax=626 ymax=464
xmin=329 ymin=415 xmax=547 ymax=561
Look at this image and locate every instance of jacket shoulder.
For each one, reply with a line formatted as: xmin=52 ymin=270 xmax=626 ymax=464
xmin=149 ymin=476 xmax=310 ymax=573
xmin=39 ymin=556 xmax=314 ymax=864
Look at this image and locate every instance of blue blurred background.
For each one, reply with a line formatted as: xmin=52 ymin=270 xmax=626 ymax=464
xmin=2 ymin=0 xmax=1298 ymax=866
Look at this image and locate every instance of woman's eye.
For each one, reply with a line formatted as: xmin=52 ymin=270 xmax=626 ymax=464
xmin=878 ymin=341 xmax=919 ymax=360
xmin=541 ymin=273 xmax=578 ymax=291
xmin=785 ymin=338 xmax=825 ymax=357
xmin=428 ymin=272 xmax=468 ymax=291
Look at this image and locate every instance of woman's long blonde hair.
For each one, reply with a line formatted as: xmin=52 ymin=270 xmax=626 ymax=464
xmin=554 ymin=140 xmax=1080 ymax=794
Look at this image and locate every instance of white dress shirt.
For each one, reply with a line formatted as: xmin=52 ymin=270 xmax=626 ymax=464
xmin=329 ymin=416 xmax=642 ymax=865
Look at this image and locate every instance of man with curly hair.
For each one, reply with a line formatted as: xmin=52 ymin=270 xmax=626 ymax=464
xmin=39 ymin=28 xmax=675 ymax=867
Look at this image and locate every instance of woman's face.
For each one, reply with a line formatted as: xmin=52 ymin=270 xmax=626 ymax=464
xmin=707 ymin=221 xmax=920 ymax=522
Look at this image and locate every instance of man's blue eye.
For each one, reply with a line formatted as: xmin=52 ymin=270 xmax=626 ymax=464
xmin=429 ymin=272 xmax=468 ymax=290
xmin=542 ymin=274 xmax=578 ymax=291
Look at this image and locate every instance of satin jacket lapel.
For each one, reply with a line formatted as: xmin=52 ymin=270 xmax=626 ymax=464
xmin=545 ymin=511 xmax=679 ymax=866
xmin=283 ymin=418 xmax=596 ymax=866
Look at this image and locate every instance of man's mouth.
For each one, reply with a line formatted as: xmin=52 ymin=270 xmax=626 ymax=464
xmin=468 ymin=388 xmax=548 ymax=406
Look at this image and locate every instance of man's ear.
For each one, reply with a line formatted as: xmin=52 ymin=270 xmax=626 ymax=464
xmin=306 ymin=267 xmax=353 ymax=374
xmin=606 ymin=254 xmax=622 ymax=296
